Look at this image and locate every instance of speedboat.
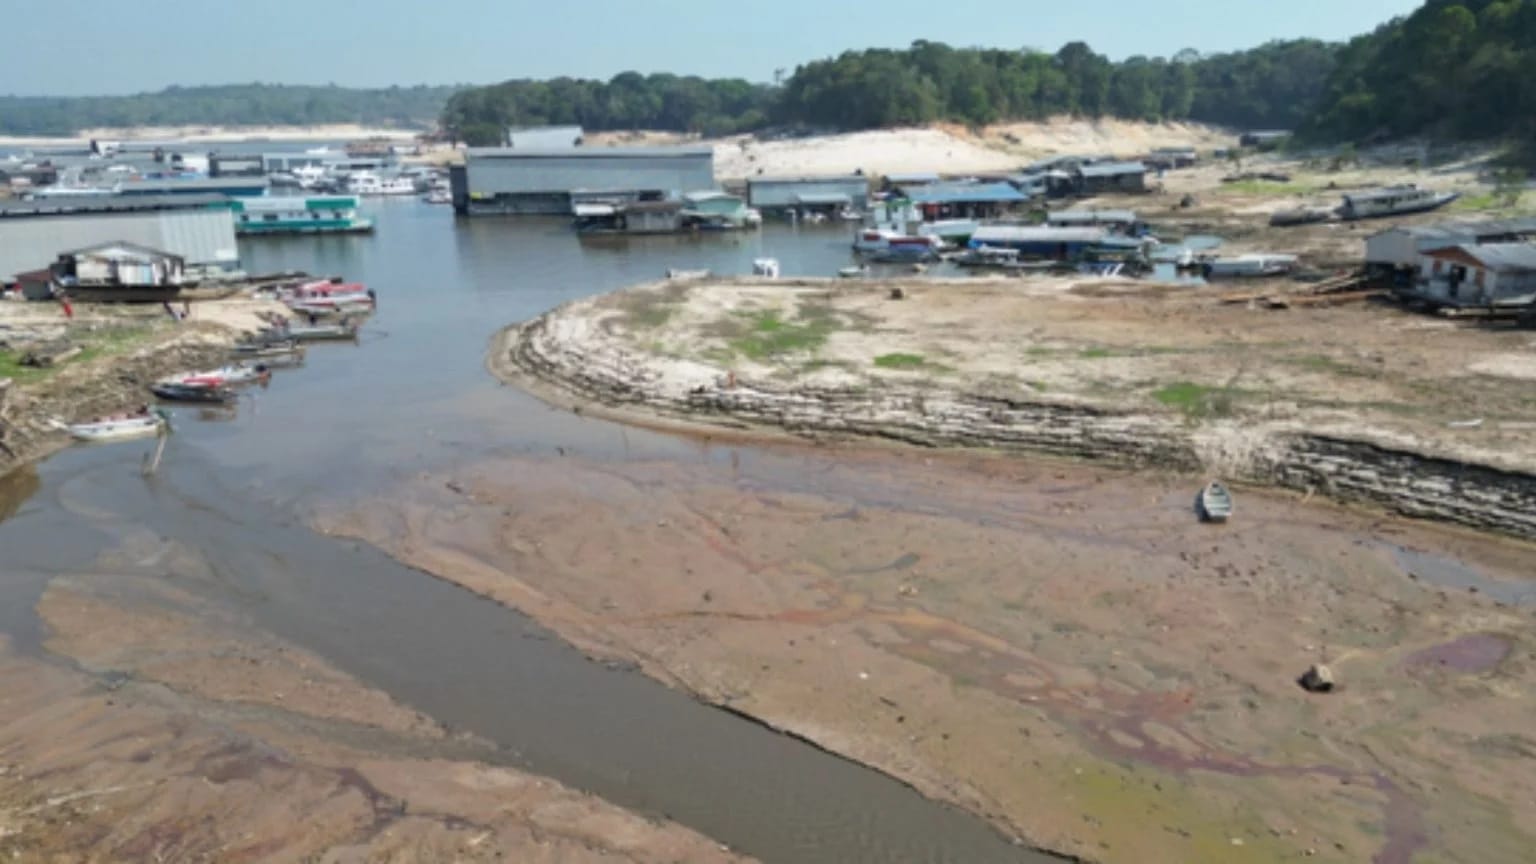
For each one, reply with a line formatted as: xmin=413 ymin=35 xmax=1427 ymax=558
xmin=68 ymin=408 xmax=167 ymax=443
xmin=160 ymin=363 xmax=270 ymax=388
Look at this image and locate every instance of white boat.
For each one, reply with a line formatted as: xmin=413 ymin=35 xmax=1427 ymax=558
xmin=853 ymin=228 xmax=943 ymax=260
xmin=1198 ymin=481 xmax=1234 ymax=523
xmin=68 ymin=409 xmax=167 ymax=443
xmin=1201 ymin=253 xmax=1298 ymax=279
xmin=1338 ymin=185 xmax=1459 ymax=221
xmin=159 ymin=363 xmax=270 ymax=388
xmin=342 ymin=171 xmax=417 ymax=196
xmin=837 ymin=265 xmax=870 ymax=278
xmin=752 ymin=258 xmax=781 ymax=278
xmin=290 ymin=165 xmax=328 ymax=190
xmin=423 ymin=188 xmax=452 ymax=205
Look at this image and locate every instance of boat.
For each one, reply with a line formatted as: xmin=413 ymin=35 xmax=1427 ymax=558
xmin=952 ymin=246 xmax=1067 ymax=273
xmin=916 ymin=219 xmax=980 ymax=246
xmin=1198 ymin=481 xmax=1234 ymax=523
xmin=67 ymin=408 xmax=168 ymax=443
xmin=1337 ymin=185 xmax=1459 ymax=221
xmin=342 ymin=171 xmax=416 ymax=196
xmin=836 ymin=207 xmax=864 ymax=221
xmin=151 ymin=382 xmax=238 ymax=404
xmin=160 ymin=363 xmax=270 ymax=388
xmin=837 ymin=265 xmax=870 ymax=278
xmin=231 ymin=344 xmax=305 ymax=367
xmin=853 ymin=229 xmax=943 ymax=261
xmin=752 ymin=258 xmax=781 ymax=278
xmin=232 ymin=337 xmax=300 ymax=355
xmin=1268 ymin=207 xmax=1334 ymax=227
xmin=1201 ymin=254 xmax=1298 ymax=279
xmin=665 ymin=268 xmax=711 ymax=280
xmin=281 ymin=320 xmax=361 ymax=342
xmin=423 ymin=188 xmax=452 ymax=205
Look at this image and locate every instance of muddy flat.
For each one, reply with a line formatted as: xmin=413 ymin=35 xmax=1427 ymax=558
xmin=324 ymin=443 xmax=1536 ymax=864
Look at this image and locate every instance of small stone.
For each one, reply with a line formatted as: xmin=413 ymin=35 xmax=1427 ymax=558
xmin=1230 ymin=838 xmax=1244 ymax=846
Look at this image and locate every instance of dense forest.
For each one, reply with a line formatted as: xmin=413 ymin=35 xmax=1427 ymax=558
xmin=439 ymin=74 xmax=775 ymax=146
xmin=1304 ymin=0 xmax=1536 ymax=146
xmin=0 ymin=84 xmax=461 ymax=136
xmin=441 ymin=39 xmax=1341 ymax=144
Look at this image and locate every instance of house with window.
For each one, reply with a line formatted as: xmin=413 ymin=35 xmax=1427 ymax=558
xmin=1418 ymin=243 xmax=1536 ymax=307
xmin=52 ymin=242 xmax=185 ymax=289
xmin=1074 ymin=162 xmax=1148 ymax=196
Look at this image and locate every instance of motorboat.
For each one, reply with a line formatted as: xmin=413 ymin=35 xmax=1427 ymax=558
xmin=281 ymin=320 xmax=361 ymax=342
xmin=343 ymin=171 xmax=416 ymax=196
xmin=853 ymin=228 xmax=942 ymax=261
xmin=67 ymin=408 xmax=167 ymax=443
xmin=159 ymin=363 xmax=270 ymax=388
xmin=424 ymin=188 xmax=452 ymax=205
xmin=151 ymin=382 xmax=238 ymax=404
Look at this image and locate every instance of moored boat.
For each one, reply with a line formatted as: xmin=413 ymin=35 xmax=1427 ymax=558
xmin=1201 ymin=253 xmax=1298 ymax=279
xmin=151 ymin=382 xmax=238 ymax=404
xmin=68 ymin=408 xmax=168 ymax=443
xmin=282 ymin=320 xmax=361 ymax=342
xmin=1198 ymin=481 xmax=1234 ymax=523
xmin=160 ymin=362 xmax=270 ymax=388
xmin=854 ymin=228 xmax=943 ymax=261
xmin=1337 ymin=185 xmax=1459 ymax=221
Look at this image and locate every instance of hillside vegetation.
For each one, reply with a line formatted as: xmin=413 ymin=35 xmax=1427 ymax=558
xmin=0 ymin=84 xmax=462 ymax=137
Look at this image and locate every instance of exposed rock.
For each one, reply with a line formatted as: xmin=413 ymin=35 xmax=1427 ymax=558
xmin=1299 ymin=664 xmax=1335 ymax=693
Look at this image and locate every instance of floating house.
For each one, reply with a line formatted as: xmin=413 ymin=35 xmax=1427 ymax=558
xmin=208 ymin=153 xmax=266 ymax=177
xmin=1005 ymin=170 xmax=1075 ymax=200
xmin=1046 ymin=209 xmax=1144 ymax=235
xmin=0 ymin=195 xmax=238 ymax=284
xmin=52 ymin=242 xmax=185 ymax=289
xmin=1239 ymin=131 xmax=1290 ymax=150
xmin=116 ymin=176 xmax=270 ymax=198
xmin=573 ymin=199 xmax=684 ymax=235
xmin=1143 ymin=147 xmax=1199 ymax=170
xmin=1418 ymin=244 xmax=1536 ymax=306
xmin=1075 ymin=161 xmax=1148 ymax=196
xmin=746 ymin=175 xmax=870 ymax=215
xmin=451 ymin=146 xmax=715 ymax=216
xmin=0 ymin=162 xmax=59 ymax=189
xmin=680 ymin=191 xmax=757 ymax=229
xmin=505 ymin=125 xmax=584 ymax=149
xmin=233 ymin=196 xmax=374 ymax=235
xmin=1365 ymin=218 xmax=1536 ymax=273
xmin=898 ymin=181 xmax=1029 ymax=220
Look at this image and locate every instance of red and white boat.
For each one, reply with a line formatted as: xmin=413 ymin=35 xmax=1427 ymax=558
xmin=159 ymin=363 xmax=270 ymax=388
xmin=282 ymin=280 xmax=375 ymax=315
xmin=852 ymin=228 xmax=943 ymax=261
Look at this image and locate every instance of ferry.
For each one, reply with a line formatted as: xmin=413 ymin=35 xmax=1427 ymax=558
xmin=1337 ymin=185 xmax=1459 ymax=221
xmin=233 ymin=196 xmax=374 ymax=236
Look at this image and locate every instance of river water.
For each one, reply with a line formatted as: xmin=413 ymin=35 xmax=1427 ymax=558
xmin=0 ymin=201 xmax=1050 ymax=863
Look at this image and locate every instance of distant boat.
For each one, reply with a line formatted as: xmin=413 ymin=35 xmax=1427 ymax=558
xmin=68 ymin=409 xmax=167 ymax=443
xmin=1198 ymin=481 xmax=1234 ymax=523
xmin=837 ymin=265 xmax=869 ymax=278
xmin=1201 ymin=254 xmax=1298 ymax=279
xmin=854 ymin=229 xmax=942 ymax=261
xmin=1337 ymin=185 xmax=1459 ymax=221
xmin=282 ymin=320 xmax=361 ymax=342
xmin=159 ymin=363 xmax=270 ymax=388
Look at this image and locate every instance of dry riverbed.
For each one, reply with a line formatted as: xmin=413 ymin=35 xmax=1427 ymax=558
xmin=0 ymin=506 xmax=747 ymax=862
xmin=312 ymin=271 xmax=1536 ymax=863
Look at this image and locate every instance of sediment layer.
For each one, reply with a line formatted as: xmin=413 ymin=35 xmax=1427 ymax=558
xmin=496 ymin=301 xmax=1536 ymax=541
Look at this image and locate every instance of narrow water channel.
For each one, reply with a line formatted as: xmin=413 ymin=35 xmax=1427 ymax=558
xmin=0 ymin=203 xmax=1050 ymax=862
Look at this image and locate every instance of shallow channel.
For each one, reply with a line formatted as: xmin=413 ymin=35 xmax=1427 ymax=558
xmin=0 ymin=202 xmax=1052 ymax=863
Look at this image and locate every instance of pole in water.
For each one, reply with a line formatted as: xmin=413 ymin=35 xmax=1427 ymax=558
xmin=142 ymin=429 xmax=169 ymax=476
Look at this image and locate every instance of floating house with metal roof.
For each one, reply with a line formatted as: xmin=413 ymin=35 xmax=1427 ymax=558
xmin=897 ymin=181 xmax=1029 ymax=219
xmin=450 ymin=146 xmax=715 ymax=216
xmin=746 ymin=175 xmax=870 ymax=214
xmin=1419 ymin=243 xmax=1536 ymax=306
xmin=0 ymin=195 xmax=238 ymax=284
xmin=1365 ymin=218 xmax=1536 ymax=271
xmin=1075 ymin=161 xmax=1148 ymax=195
xmin=1046 ymin=209 xmax=1144 ymax=235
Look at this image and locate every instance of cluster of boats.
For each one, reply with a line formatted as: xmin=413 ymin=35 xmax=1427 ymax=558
xmin=271 ymin=164 xmax=450 ymax=202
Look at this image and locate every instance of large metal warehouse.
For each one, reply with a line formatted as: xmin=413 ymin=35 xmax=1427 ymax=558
xmin=746 ymin=176 xmax=870 ymax=213
xmin=451 ymin=146 xmax=715 ymax=216
xmin=0 ymin=195 xmax=240 ymax=283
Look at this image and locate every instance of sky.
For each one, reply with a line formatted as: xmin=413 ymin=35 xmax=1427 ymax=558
xmin=7 ymin=0 xmax=1425 ymax=96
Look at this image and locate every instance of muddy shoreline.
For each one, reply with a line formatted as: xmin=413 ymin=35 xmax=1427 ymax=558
xmin=488 ymin=281 xmax=1536 ymax=541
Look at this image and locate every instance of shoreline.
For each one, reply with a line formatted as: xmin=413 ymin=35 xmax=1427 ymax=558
xmin=488 ymin=281 xmax=1536 ymax=542
xmin=0 ymin=124 xmax=424 ymax=148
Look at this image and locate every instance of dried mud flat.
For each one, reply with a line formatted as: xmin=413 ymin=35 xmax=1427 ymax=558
xmin=323 ymin=446 xmax=1536 ymax=864
xmin=0 ymin=532 xmax=748 ymax=863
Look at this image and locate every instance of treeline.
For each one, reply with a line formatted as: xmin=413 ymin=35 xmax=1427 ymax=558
xmin=0 ymin=84 xmax=462 ymax=136
xmin=442 ymin=40 xmax=1342 ymax=144
xmin=1305 ymin=0 xmax=1536 ymax=145
xmin=441 ymin=73 xmax=776 ymax=145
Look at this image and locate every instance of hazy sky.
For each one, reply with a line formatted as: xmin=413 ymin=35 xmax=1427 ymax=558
xmin=9 ymin=0 xmax=1423 ymax=96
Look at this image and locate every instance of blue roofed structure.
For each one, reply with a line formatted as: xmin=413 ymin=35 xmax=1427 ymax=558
xmin=897 ymin=181 xmax=1030 ymax=219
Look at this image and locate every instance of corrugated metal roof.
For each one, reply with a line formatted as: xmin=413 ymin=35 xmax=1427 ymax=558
xmin=750 ymin=175 xmax=866 ymax=184
xmin=1077 ymin=161 xmax=1147 ymax=178
xmin=884 ymin=172 xmax=941 ymax=184
xmin=0 ymin=195 xmax=233 ymax=217
xmin=1372 ymin=217 xmax=1536 ymax=241
xmin=467 ymin=146 xmax=713 ymax=159
xmin=793 ymin=193 xmax=852 ymax=205
xmin=905 ymin=182 xmax=1027 ymax=205
xmin=1431 ymin=243 xmax=1536 ymax=271
xmin=971 ymin=225 xmax=1107 ymax=245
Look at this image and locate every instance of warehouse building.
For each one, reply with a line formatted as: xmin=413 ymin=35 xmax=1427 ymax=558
xmin=451 ymin=146 xmax=716 ymax=216
xmin=0 ymin=195 xmax=239 ymax=284
xmin=746 ymin=175 xmax=870 ymax=215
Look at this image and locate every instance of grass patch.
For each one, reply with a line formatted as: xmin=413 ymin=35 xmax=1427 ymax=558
xmin=1152 ymin=381 xmax=1248 ymax=419
xmin=1079 ymin=347 xmax=1113 ymax=359
xmin=0 ymin=325 xmax=151 ymax=386
xmin=729 ymin=307 xmax=839 ymax=361
xmin=873 ymin=352 xmax=927 ymax=369
xmin=0 ymin=351 xmax=52 ymax=384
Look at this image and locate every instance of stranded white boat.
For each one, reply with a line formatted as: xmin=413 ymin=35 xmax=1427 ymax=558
xmin=1338 ymin=185 xmax=1459 ymax=221
xmin=67 ymin=409 xmax=168 ymax=443
xmin=1201 ymin=253 xmax=1298 ymax=279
